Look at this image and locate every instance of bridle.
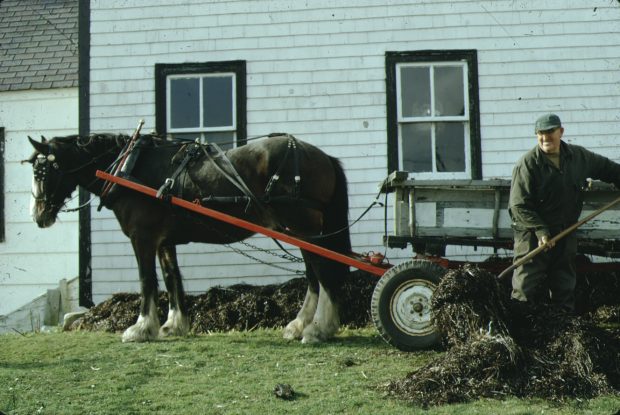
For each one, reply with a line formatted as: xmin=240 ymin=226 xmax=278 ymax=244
xmin=31 ymin=145 xmax=121 ymax=213
xmin=32 ymin=153 xmax=63 ymax=210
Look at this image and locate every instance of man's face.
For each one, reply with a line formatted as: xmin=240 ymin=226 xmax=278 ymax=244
xmin=537 ymin=127 xmax=563 ymax=154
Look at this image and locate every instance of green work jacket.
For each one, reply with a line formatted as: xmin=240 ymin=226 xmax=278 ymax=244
xmin=509 ymin=141 xmax=620 ymax=239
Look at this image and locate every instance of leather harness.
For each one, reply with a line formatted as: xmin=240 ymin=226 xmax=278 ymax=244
xmin=155 ymin=134 xmax=324 ymax=214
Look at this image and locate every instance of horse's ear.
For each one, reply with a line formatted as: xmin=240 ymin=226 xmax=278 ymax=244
xmin=41 ymin=135 xmax=47 ymax=143
xmin=28 ymin=136 xmax=50 ymax=154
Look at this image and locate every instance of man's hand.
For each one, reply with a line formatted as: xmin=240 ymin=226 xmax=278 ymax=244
xmin=538 ymin=234 xmax=555 ymax=250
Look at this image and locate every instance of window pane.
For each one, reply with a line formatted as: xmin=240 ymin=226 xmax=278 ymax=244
xmin=400 ymin=66 xmax=430 ymax=117
xmin=170 ymin=78 xmax=200 ymax=128
xmin=435 ymin=122 xmax=465 ymax=172
xmin=401 ymin=123 xmax=432 ymax=172
xmin=203 ymin=76 xmax=233 ymax=127
xmin=434 ymin=66 xmax=464 ymax=116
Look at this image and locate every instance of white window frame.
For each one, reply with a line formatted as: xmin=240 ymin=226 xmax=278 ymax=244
xmin=396 ymin=61 xmax=471 ymax=179
xmin=166 ymin=72 xmax=237 ymax=145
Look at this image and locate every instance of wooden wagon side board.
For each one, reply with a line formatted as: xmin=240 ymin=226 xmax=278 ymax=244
xmin=383 ymin=171 xmax=620 ymax=257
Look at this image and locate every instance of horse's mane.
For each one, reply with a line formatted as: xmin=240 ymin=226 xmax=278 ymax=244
xmin=51 ymin=133 xmax=175 ymax=152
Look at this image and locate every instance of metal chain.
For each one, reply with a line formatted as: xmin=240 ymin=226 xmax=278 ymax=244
xmin=225 ymin=242 xmax=305 ymax=275
xmin=235 ymin=239 xmax=304 ymax=263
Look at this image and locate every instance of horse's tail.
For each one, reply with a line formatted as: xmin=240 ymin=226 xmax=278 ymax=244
xmin=322 ymin=156 xmax=352 ymax=256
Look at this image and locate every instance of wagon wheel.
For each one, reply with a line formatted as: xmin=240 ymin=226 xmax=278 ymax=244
xmin=371 ymin=259 xmax=446 ymax=351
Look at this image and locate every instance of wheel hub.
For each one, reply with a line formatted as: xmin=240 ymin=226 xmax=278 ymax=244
xmin=390 ymin=279 xmax=436 ymax=336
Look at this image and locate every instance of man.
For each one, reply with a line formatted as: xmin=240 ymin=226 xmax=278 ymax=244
xmin=508 ymin=113 xmax=620 ymax=311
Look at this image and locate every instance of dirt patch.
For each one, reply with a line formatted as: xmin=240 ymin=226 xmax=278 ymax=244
xmin=386 ymin=265 xmax=620 ymax=407
xmin=70 ymin=270 xmax=378 ymax=333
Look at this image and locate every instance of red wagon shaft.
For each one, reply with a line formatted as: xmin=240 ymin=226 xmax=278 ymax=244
xmin=96 ymin=170 xmax=391 ymax=276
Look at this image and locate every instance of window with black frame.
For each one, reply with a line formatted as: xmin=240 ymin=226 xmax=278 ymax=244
xmin=386 ymin=51 xmax=482 ymax=179
xmin=155 ymin=61 xmax=246 ymax=150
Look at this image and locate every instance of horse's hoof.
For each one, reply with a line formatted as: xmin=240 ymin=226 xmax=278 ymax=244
xmin=122 ymin=322 xmax=159 ymax=343
xmin=122 ymin=329 xmax=155 ymax=343
xmin=301 ymin=320 xmax=340 ymax=344
xmin=159 ymin=314 xmax=189 ymax=337
xmin=159 ymin=321 xmax=189 ymax=337
xmin=159 ymin=326 xmax=176 ymax=337
xmin=300 ymin=324 xmax=326 ymax=344
xmin=301 ymin=334 xmax=321 ymax=344
xmin=283 ymin=319 xmax=304 ymax=340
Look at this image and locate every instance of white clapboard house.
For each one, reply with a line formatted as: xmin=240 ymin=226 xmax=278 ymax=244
xmin=0 ymin=0 xmax=80 ymax=332
xmin=84 ymin=0 xmax=620 ymax=305
xmin=5 ymin=0 xmax=620 ymax=318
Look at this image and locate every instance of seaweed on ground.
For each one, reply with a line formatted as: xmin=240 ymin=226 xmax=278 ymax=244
xmin=386 ymin=265 xmax=620 ymax=407
xmin=70 ymin=270 xmax=377 ymax=333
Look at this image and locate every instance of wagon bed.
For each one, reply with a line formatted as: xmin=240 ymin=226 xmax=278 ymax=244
xmin=383 ymin=170 xmax=620 ymax=258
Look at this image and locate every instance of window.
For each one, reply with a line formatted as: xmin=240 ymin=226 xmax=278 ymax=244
xmin=386 ymin=51 xmax=481 ymax=179
xmin=0 ymin=127 xmax=4 ymax=242
xmin=155 ymin=61 xmax=246 ymax=149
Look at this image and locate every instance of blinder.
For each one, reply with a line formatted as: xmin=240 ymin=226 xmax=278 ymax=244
xmin=33 ymin=153 xmax=59 ymax=183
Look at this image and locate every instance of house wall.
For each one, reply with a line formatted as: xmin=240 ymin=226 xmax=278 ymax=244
xmin=0 ymin=88 xmax=79 ymax=316
xmin=88 ymin=0 xmax=620 ymax=303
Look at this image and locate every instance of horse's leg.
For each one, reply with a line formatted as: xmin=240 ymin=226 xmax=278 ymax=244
xmin=158 ymin=245 xmax=190 ymax=337
xmin=122 ymin=237 xmax=160 ymax=342
xmin=301 ymin=254 xmax=342 ymax=344
xmin=283 ymin=259 xmax=319 ymax=340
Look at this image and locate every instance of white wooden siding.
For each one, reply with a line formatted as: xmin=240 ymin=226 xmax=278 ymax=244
xmin=0 ymin=88 xmax=79 ymax=315
xmin=88 ymin=0 xmax=620 ymax=302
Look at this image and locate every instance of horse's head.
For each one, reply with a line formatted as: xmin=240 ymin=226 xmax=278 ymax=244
xmin=24 ymin=136 xmax=81 ymax=228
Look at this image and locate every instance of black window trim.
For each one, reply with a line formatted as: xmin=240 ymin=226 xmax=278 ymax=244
xmin=155 ymin=60 xmax=247 ymax=146
xmin=385 ymin=50 xmax=482 ymax=179
xmin=0 ymin=126 xmax=4 ymax=242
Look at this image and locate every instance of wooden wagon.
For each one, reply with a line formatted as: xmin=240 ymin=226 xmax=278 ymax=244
xmin=373 ymin=171 xmax=620 ymax=350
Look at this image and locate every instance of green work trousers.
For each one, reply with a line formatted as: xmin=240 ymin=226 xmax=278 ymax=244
xmin=511 ymin=229 xmax=578 ymax=311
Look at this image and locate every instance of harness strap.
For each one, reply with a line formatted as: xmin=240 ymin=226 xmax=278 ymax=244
xmin=292 ymin=137 xmax=301 ymax=198
xmin=201 ymin=195 xmax=250 ymax=204
xmin=100 ymin=121 xmax=144 ymax=198
xmin=264 ymin=135 xmax=302 ymax=200
xmin=263 ymin=139 xmax=291 ymax=197
xmin=156 ymin=142 xmax=202 ymax=200
xmin=98 ymin=120 xmax=144 ymax=210
xmin=201 ymin=143 xmax=265 ymax=214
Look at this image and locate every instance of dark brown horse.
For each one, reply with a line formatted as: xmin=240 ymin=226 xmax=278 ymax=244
xmin=26 ymin=133 xmax=351 ymax=343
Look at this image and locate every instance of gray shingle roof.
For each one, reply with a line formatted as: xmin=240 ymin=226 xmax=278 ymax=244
xmin=0 ymin=0 xmax=78 ymax=92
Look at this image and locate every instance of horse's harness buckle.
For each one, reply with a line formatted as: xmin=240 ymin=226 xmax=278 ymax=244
xmin=264 ymin=136 xmax=302 ymax=201
xmin=156 ymin=142 xmax=201 ymax=200
xmin=156 ymin=178 xmax=175 ymax=199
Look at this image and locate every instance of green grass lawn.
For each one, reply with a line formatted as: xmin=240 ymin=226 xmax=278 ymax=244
xmin=1 ymin=328 xmax=618 ymax=414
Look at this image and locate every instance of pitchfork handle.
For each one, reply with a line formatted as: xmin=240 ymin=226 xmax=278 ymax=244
xmin=498 ymin=193 xmax=620 ymax=280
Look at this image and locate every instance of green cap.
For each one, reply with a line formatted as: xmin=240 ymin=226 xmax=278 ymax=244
xmin=535 ymin=113 xmax=562 ymax=133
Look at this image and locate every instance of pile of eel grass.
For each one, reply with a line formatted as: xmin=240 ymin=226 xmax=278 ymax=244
xmin=70 ymin=270 xmax=378 ymax=333
xmin=386 ymin=265 xmax=620 ymax=407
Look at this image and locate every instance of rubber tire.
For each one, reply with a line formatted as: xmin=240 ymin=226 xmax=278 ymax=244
xmin=371 ymin=259 xmax=446 ymax=351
